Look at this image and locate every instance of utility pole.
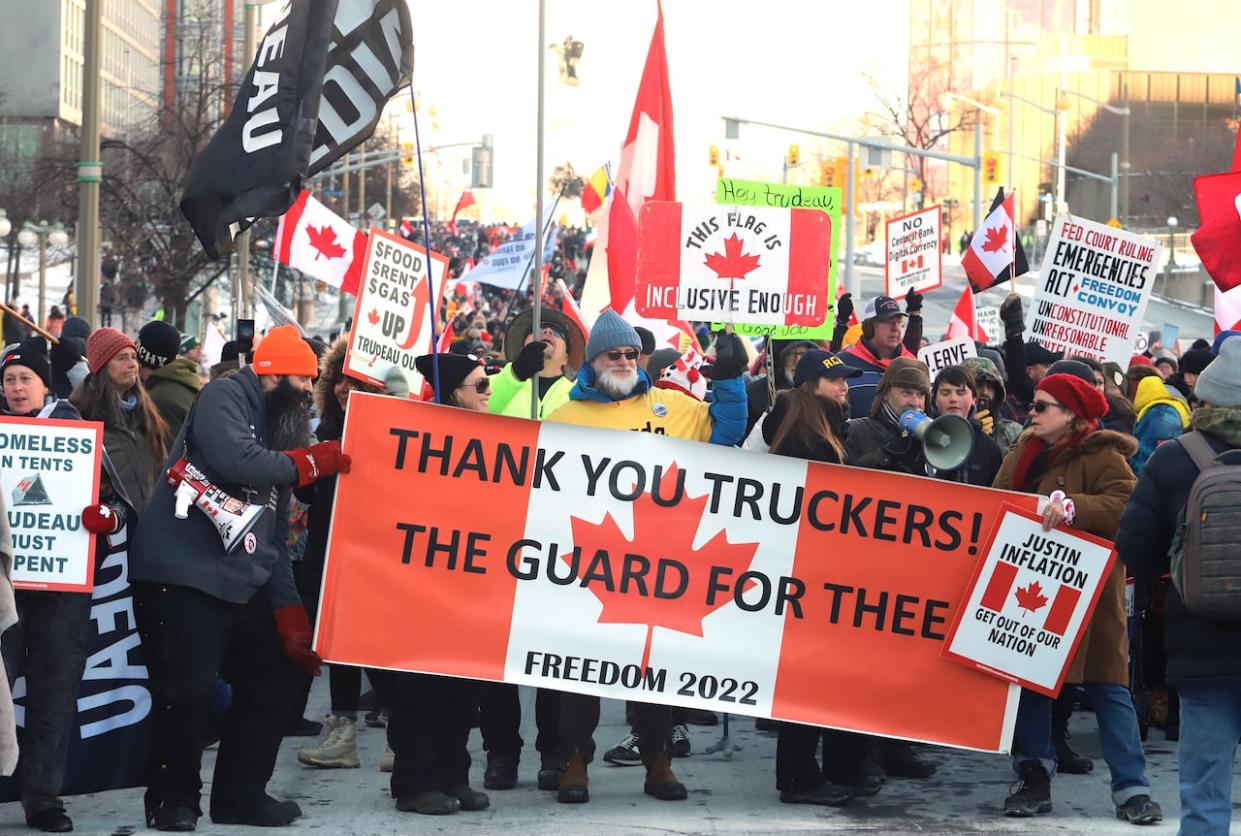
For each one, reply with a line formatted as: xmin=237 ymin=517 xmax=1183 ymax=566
xmin=236 ymin=2 xmax=258 ymax=322
xmin=1120 ymin=73 xmax=1131 ymax=224
xmin=76 ymin=0 xmax=102 ymax=325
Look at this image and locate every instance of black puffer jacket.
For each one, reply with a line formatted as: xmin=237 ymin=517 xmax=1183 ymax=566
xmin=1116 ymin=407 xmax=1241 ymax=687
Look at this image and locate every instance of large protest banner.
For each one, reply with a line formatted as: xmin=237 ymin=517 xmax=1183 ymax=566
xmin=345 ymin=228 xmax=449 ymax=393
xmin=1029 ymin=214 xmax=1162 ymax=364
xmin=0 ymin=416 xmax=103 ymax=591
xmin=317 ymin=394 xmax=1040 ymax=752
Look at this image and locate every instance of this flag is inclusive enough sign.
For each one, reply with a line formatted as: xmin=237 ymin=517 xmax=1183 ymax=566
xmin=636 ymin=203 xmax=831 ymax=327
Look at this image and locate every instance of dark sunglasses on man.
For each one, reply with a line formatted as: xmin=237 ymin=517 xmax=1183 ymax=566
xmin=605 ymin=349 xmax=640 ymax=362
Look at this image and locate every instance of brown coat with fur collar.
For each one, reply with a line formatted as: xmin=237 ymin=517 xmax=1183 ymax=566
xmin=314 ymin=338 xmax=383 ymax=440
xmin=993 ymin=428 xmax=1138 ymax=687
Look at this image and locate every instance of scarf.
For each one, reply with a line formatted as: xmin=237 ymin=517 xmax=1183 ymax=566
xmin=1011 ymin=421 xmax=1098 ymax=493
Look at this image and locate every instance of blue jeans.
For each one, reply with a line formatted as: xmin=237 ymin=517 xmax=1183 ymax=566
xmin=1177 ymin=684 xmax=1241 ymax=836
xmin=1011 ymin=683 xmax=1150 ymax=804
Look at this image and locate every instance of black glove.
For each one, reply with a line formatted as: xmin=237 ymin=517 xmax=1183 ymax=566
xmin=904 ymin=287 xmax=923 ymax=315
xmin=50 ymin=336 xmax=84 ymax=374
xmin=881 ymin=426 xmax=915 ymax=456
xmin=834 ymin=293 xmax=853 ymax=326
xmin=703 ymin=332 xmax=747 ymax=380
xmin=1000 ymin=292 xmax=1025 ymax=339
xmin=512 ymin=340 xmax=547 ymax=381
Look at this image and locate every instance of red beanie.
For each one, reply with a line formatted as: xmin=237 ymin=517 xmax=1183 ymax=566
xmin=1128 ymin=354 xmax=1153 ymax=369
xmin=86 ymin=327 xmax=136 ymax=374
xmin=1036 ymin=373 xmax=1109 ymax=421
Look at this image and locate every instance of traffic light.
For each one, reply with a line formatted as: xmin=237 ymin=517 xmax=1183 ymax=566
xmin=709 ymin=144 xmax=720 ymax=166
xmin=818 ymin=159 xmax=837 ymax=187
xmin=400 ymin=141 xmax=414 ymax=168
xmin=983 ymin=151 xmax=1002 ymax=185
xmin=910 ymin=178 xmax=923 ymax=194
xmin=787 ymin=144 xmax=800 ymax=167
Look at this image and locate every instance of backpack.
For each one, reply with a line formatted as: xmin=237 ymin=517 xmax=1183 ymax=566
xmin=1169 ymin=431 xmax=1241 ymax=619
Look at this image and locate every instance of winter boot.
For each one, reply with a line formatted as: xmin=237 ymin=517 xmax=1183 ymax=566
xmin=537 ymin=754 xmax=566 ymax=791
xmin=297 ymin=715 xmax=359 ymax=769
xmin=483 ymin=754 xmax=518 ymax=790
xmin=779 ymin=781 xmax=852 ymax=806
xmin=642 ymin=751 xmax=688 ymax=801
xmin=210 ymin=793 xmax=302 ymax=826
xmin=445 ymin=785 xmax=490 ymax=812
xmin=556 ymin=753 xmax=589 ymax=804
xmin=1052 ymin=690 xmax=1093 ymax=774
xmin=379 ymin=746 xmax=395 ymax=773
xmin=1004 ymin=760 xmax=1053 ymax=817
xmin=394 ymin=791 xmax=459 ymax=815
xmin=879 ymin=741 xmax=937 ymax=778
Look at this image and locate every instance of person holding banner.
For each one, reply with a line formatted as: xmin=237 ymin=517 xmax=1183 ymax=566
xmin=129 ymin=326 xmax=349 ymax=831
xmin=840 ymin=292 xmax=924 ymax=418
xmin=992 ymin=373 xmax=1161 ymax=824
xmin=544 ymin=310 xmax=749 ymax=806
xmin=0 ymin=338 xmax=127 ymax=833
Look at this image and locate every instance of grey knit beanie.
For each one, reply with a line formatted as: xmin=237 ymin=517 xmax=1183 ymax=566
xmin=585 ymin=309 xmax=641 ymax=362
xmin=1194 ymin=338 xmax=1241 ymax=408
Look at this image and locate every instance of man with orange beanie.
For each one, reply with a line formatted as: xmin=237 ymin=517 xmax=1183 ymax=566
xmin=131 ymin=325 xmax=350 ymax=831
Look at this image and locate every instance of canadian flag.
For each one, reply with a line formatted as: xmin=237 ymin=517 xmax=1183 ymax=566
xmin=962 ymin=188 xmax=1029 ymax=293
xmin=978 ymin=560 xmax=1080 ymax=637
xmin=945 ymin=284 xmax=989 ymax=343
xmin=1191 ymin=129 xmax=1241 ymax=292
xmin=274 ymin=190 xmax=366 ymax=295
xmin=1216 ymin=283 xmax=1241 ymax=335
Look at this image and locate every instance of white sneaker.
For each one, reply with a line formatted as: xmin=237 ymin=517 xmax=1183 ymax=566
xmin=379 ymin=745 xmax=395 ymax=773
xmin=297 ymin=715 xmax=359 ymax=768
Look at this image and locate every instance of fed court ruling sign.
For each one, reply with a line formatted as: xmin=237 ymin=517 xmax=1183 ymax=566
xmin=0 ymin=416 xmax=104 ymax=591
xmin=942 ymin=504 xmax=1117 ymax=697
xmin=885 ymin=205 xmax=943 ymax=297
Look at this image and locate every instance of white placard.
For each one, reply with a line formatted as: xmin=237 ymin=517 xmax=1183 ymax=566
xmin=918 ymin=337 xmax=978 ymax=377
xmin=885 ymin=205 xmax=943 ymax=296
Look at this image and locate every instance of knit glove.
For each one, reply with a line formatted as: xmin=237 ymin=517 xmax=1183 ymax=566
xmin=272 ymin=605 xmax=322 ymax=676
xmin=512 ymin=340 xmax=547 ymax=381
xmin=1000 ymin=292 xmax=1025 ymax=339
xmin=834 ymin=293 xmax=854 ymax=327
xmin=904 ymin=287 xmax=923 ymax=315
xmin=284 ymin=440 xmax=351 ymax=489
xmin=975 ymin=408 xmax=994 ymax=436
xmin=704 ymin=332 xmax=747 ymax=380
xmin=82 ymin=503 xmax=124 ymax=534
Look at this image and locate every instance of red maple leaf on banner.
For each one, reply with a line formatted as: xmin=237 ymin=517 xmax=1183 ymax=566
xmin=307 ymin=224 xmax=347 ymax=261
xmin=704 ymin=233 xmax=761 ymax=279
xmin=566 ymin=464 xmax=760 ymax=670
xmin=981 ymin=224 xmax=1009 ymax=254
xmin=1014 ymin=580 xmax=1048 ymax=615
xmin=367 ymin=308 xmax=380 ymax=325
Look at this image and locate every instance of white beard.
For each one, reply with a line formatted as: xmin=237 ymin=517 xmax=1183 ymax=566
xmin=595 ymin=367 xmax=639 ymax=399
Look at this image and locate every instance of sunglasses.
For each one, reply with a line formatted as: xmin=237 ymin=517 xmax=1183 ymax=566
xmin=604 ymin=349 xmax=640 ymax=362
xmin=1030 ymin=400 xmax=1069 ymax=414
xmin=458 ymin=378 xmax=490 ymax=394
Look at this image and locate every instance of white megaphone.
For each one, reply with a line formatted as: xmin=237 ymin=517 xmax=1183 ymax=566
xmin=898 ymin=409 xmax=975 ymax=472
xmin=165 ymin=458 xmax=267 ymax=553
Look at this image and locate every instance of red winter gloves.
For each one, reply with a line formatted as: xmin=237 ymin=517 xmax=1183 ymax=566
xmin=284 ymin=440 xmax=351 ymax=488
xmin=272 ymin=605 xmax=323 ymax=676
xmin=81 ymin=503 xmax=123 ymax=534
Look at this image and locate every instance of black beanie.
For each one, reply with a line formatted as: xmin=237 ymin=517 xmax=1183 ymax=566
xmin=136 ymin=321 xmax=181 ymax=369
xmin=1 ymin=337 xmax=52 ymax=390
xmin=1179 ymin=349 xmax=1214 ymax=377
xmin=1046 ymin=359 xmax=1097 ymax=386
xmin=414 ymin=353 xmax=483 ymax=403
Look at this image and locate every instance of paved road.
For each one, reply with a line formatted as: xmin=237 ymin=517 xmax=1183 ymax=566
xmin=3 ymin=680 xmax=1227 ymax=835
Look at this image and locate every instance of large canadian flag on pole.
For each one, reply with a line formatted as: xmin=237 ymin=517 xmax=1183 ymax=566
xmin=274 ymin=190 xmax=367 ymax=295
xmin=962 ymin=188 xmax=1029 ymax=293
xmin=945 ymin=284 xmax=990 ymax=343
xmin=1192 ymin=130 xmax=1241 ymax=293
xmin=578 ymin=1 xmax=692 ymax=348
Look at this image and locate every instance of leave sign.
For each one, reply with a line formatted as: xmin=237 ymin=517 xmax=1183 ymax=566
xmin=0 ymin=416 xmax=104 ymax=591
xmin=942 ymin=505 xmax=1117 ymax=697
xmin=345 ymin=228 xmax=449 ymax=393
xmin=636 ymin=202 xmax=832 ymax=326
xmin=317 ymin=394 xmax=1040 ymax=753
xmin=885 ymin=205 xmax=943 ymax=296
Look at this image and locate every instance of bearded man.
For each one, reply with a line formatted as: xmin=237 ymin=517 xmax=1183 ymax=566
xmin=131 ymin=325 xmax=349 ymax=832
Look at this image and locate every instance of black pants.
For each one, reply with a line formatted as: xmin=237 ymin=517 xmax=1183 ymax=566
xmin=132 ymin=582 xmax=301 ymax=817
xmin=775 ymin=724 xmax=869 ymax=792
xmin=559 ymin=694 xmax=672 ymax=764
xmin=1 ymin=590 xmax=91 ymax=817
xmin=478 ymin=683 xmax=561 ymax=762
xmin=370 ymin=670 xmax=475 ymax=798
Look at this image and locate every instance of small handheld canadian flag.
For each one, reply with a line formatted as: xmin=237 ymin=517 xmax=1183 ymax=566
xmin=274 ymin=190 xmax=367 ymax=295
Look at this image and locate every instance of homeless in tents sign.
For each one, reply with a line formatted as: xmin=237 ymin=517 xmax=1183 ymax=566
xmin=345 ymin=227 xmax=449 ymax=393
xmin=942 ymin=505 xmax=1117 ymax=697
xmin=885 ymin=205 xmax=943 ymax=296
xmin=0 ymin=416 xmax=103 ymax=591
xmin=1030 ymin=214 xmax=1161 ymax=364
xmin=316 ymin=394 xmax=1045 ymax=753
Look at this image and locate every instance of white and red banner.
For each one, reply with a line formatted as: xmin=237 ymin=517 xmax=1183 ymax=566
xmin=274 ymin=190 xmax=367 ymax=295
xmin=1216 ymin=284 xmax=1241 ymax=334
xmin=918 ymin=337 xmax=978 ymax=378
xmin=943 ymin=505 xmax=1116 ymax=697
xmin=635 ymin=203 xmax=831 ymax=326
xmin=316 ymin=395 xmax=1047 ymax=753
xmin=885 ymin=205 xmax=942 ymax=296
xmin=963 ymin=189 xmax=1029 ymax=293
xmin=344 ymin=228 xmax=449 ymax=393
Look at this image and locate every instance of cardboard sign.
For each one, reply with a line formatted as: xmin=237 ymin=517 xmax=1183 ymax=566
xmin=942 ymin=505 xmax=1117 ymax=697
xmin=0 ymin=416 xmax=103 ymax=591
xmin=918 ymin=337 xmax=978 ymax=377
xmin=1030 ymin=214 xmax=1162 ymax=364
xmin=976 ymin=306 xmax=1001 ymax=344
xmin=636 ymin=202 xmax=831 ymax=327
xmin=712 ymin=178 xmax=842 ymax=339
xmin=316 ymin=394 xmax=1042 ymax=753
xmin=345 ymin=227 xmax=449 ymax=392
xmin=885 ymin=205 xmax=943 ymax=296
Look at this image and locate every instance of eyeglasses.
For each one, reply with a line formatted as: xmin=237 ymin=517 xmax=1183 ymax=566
xmin=1030 ymin=400 xmax=1070 ymax=414
xmin=604 ymin=349 xmax=640 ymax=362
xmin=457 ymin=378 xmax=490 ymax=394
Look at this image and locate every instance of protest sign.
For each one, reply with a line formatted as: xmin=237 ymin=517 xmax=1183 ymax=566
xmin=942 ymin=505 xmax=1116 ymax=697
xmin=1030 ymin=214 xmax=1162 ymax=364
xmin=316 ymin=394 xmax=1042 ymax=753
xmin=919 ymin=337 xmax=978 ymax=377
xmin=885 ymin=205 xmax=943 ymax=296
xmin=976 ymin=306 xmax=1000 ymax=344
xmin=636 ymin=202 xmax=831 ymax=327
xmin=0 ymin=416 xmax=103 ymax=591
xmin=713 ymin=178 xmax=842 ymax=339
xmin=345 ymin=227 xmax=449 ymax=392
xmin=461 ymin=214 xmax=552 ymax=290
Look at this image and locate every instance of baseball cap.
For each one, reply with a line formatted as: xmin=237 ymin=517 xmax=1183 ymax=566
xmin=793 ymin=350 xmax=863 ymax=387
xmin=863 ymin=295 xmax=904 ymax=322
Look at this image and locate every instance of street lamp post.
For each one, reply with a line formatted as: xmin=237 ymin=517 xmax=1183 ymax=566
xmin=999 ymin=90 xmax=1070 ymax=212
xmin=1167 ymin=216 xmax=1178 ymax=268
xmin=17 ymin=222 xmax=70 ymax=326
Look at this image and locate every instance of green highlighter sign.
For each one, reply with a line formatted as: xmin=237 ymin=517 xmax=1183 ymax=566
xmin=713 ymin=178 xmax=841 ymax=338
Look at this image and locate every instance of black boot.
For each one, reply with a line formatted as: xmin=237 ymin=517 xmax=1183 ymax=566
xmin=147 ymin=806 xmax=198 ymax=832
xmin=537 ymin=753 xmax=566 ymax=791
xmin=26 ymin=809 xmax=73 ymax=833
xmin=1052 ymin=689 xmax=1093 ymax=774
xmin=879 ymin=741 xmax=936 ymax=778
xmin=395 ymin=791 xmax=459 ymax=815
xmin=483 ymin=753 xmax=518 ymax=790
xmin=1004 ymin=760 xmax=1053 ymax=817
xmin=210 ymin=794 xmax=301 ymax=827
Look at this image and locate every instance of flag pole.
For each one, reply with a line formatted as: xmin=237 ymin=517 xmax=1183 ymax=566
xmin=409 ymin=83 xmax=442 ymax=403
xmin=1008 ymin=187 xmax=1016 ymax=292
xmin=530 ymin=0 xmax=547 ymax=420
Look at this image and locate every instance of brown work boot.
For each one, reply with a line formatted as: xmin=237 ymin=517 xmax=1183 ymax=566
xmin=643 ymin=751 xmax=688 ymax=801
xmin=556 ymin=753 xmax=589 ymax=804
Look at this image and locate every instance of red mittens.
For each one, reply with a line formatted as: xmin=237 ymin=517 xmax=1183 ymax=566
xmin=82 ymin=503 xmax=122 ymax=534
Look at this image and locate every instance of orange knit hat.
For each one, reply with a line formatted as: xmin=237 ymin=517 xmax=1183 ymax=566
xmin=251 ymin=325 xmax=318 ymax=376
